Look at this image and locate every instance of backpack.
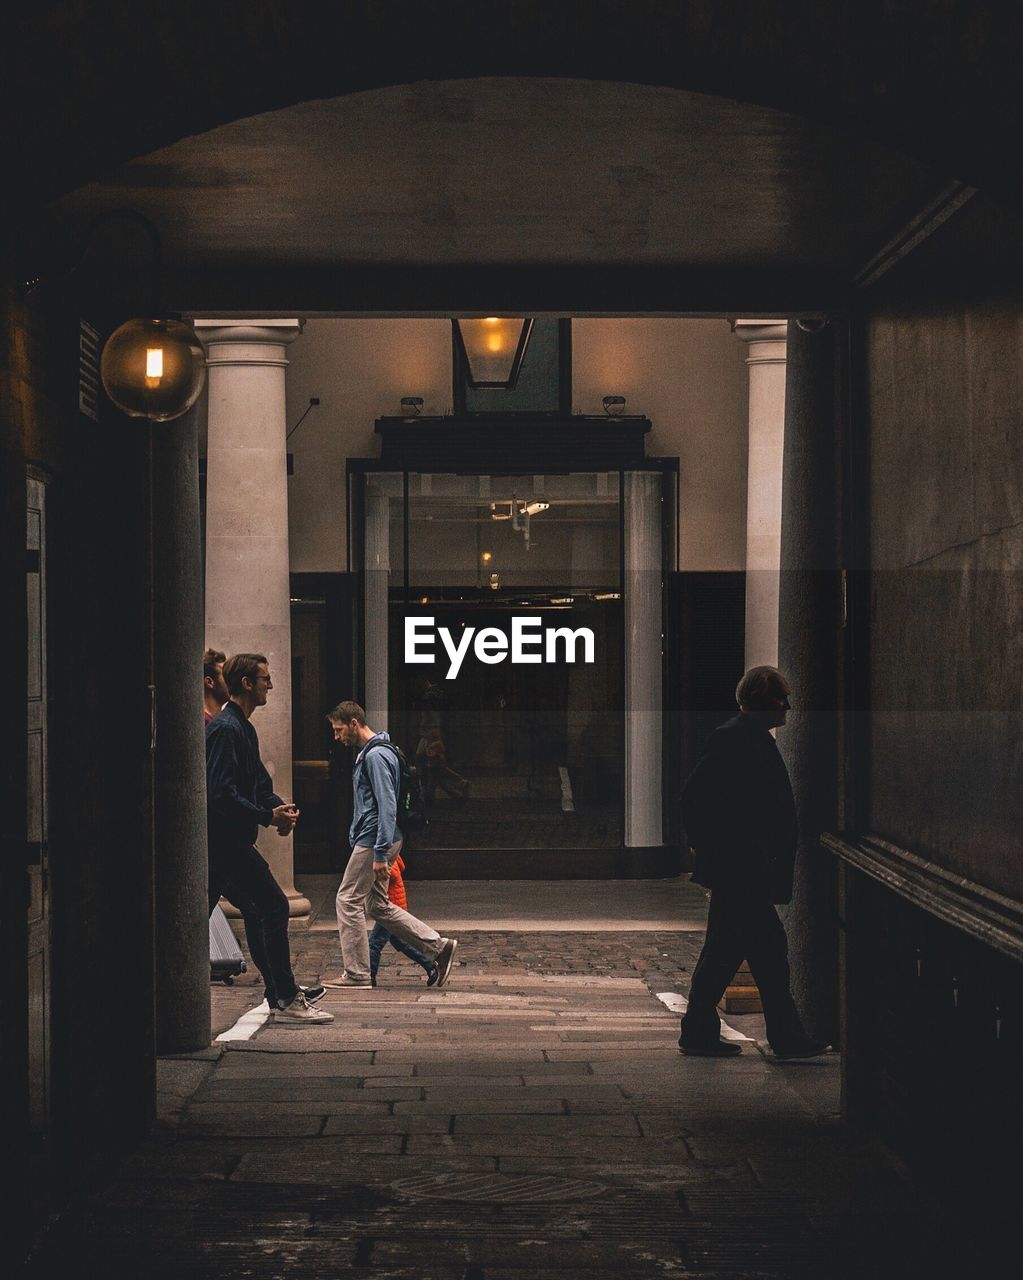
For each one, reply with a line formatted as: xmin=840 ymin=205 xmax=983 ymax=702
xmin=363 ymin=740 xmax=429 ymax=832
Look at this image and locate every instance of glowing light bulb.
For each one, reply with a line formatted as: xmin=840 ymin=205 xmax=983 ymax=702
xmin=146 ymin=347 xmax=164 ymax=384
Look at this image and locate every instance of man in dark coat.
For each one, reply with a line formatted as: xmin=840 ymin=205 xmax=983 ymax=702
xmin=206 ymin=652 xmax=333 ymax=1026
xmin=678 ymin=666 xmax=828 ymax=1060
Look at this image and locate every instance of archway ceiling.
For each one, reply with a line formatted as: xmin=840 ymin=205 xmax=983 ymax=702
xmin=48 ymin=78 xmax=945 ymax=314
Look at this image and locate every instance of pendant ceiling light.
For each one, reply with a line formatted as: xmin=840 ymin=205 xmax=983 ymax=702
xmin=453 ymin=317 xmax=534 ymax=389
xmin=101 ymin=316 xmax=206 ymax=421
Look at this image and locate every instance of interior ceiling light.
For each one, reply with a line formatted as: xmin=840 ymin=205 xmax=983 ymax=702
xmin=453 ymin=318 xmax=534 ymax=389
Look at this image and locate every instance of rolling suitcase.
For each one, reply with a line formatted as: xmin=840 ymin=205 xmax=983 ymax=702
xmin=209 ymin=904 xmax=246 ymax=984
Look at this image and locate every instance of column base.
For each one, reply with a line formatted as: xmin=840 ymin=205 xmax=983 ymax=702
xmin=286 ymin=889 xmax=312 ymax=918
xmin=219 ymin=890 xmax=312 ymax=920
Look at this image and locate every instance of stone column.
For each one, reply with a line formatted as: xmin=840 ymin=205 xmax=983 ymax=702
xmin=152 ymin=406 xmax=210 ymax=1051
xmin=196 ymin=319 xmax=309 ymax=917
xmin=777 ymin=319 xmax=841 ymax=1043
xmin=733 ymin=320 xmax=787 ymax=669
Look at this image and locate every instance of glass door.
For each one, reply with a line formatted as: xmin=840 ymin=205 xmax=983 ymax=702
xmin=353 ymin=466 xmax=673 ymax=857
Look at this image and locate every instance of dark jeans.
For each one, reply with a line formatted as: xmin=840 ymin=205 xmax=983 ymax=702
xmin=368 ymin=921 xmax=434 ymax=979
xmin=680 ymin=890 xmax=806 ymax=1052
xmin=208 ymin=843 xmax=298 ymax=1008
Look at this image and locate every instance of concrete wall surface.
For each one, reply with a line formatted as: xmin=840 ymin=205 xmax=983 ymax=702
xmin=285 ymin=317 xmax=748 ymax=573
xmin=864 ymin=196 xmax=1023 ymax=901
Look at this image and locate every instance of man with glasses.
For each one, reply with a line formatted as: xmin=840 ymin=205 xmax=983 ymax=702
xmin=205 ymin=653 xmax=332 ymax=1025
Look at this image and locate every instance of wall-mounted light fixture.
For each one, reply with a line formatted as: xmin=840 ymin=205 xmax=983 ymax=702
xmin=400 ymin=396 xmax=423 ymax=416
xmin=522 ymin=500 xmax=550 ymax=517
xmin=101 ymin=316 xmax=205 ymax=421
xmin=24 ymin=210 xmax=207 ymax=422
xmin=453 ymin=318 xmax=534 ymax=389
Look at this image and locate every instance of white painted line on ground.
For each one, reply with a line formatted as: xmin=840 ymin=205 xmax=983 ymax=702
xmin=558 ymin=765 xmax=575 ymax=812
xmin=655 ymin=991 xmax=754 ymax=1042
xmin=216 ymin=998 xmax=270 ymax=1042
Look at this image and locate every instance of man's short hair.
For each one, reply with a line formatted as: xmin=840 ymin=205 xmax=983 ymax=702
xmin=328 ymin=700 xmax=367 ymax=726
xmin=203 ymin=648 xmax=226 ymax=682
xmin=735 ymin=665 xmax=787 ymax=710
xmin=223 ymin=653 xmax=269 ymax=696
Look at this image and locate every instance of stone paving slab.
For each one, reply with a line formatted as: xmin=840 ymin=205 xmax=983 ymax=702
xmin=182 ymin=1098 xmax=393 ymax=1121
xmin=195 ymin=1078 xmax=422 ymax=1102
xmin=24 ymin=915 xmax=953 ymax=1279
xmin=322 ymin=1115 xmax=454 ymax=1135
xmin=216 ymin=1053 xmax=415 ymax=1078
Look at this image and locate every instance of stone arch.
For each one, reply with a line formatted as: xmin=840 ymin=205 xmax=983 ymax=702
xmin=9 ymin=0 xmax=1023 ymax=223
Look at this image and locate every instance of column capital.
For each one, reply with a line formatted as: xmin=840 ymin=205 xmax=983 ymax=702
xmin=731 ymin=319 xmax=787 ymax=364
xmin=193 ymin=319 xmax=304 ymax=367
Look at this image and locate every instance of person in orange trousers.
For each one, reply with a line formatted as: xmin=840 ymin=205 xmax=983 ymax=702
xmin=367 ymin=853 xmax=439 ymax=987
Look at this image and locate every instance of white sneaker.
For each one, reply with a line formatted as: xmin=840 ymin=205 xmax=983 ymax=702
xmin=274 ymin=994 xmax=334 ymax=1025
xmin=322 ymin=972 xmax=372 ymax=988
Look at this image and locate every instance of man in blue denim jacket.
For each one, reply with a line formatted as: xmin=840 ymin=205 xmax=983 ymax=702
xmin=325 ymin=700 xmax=458 ymax=988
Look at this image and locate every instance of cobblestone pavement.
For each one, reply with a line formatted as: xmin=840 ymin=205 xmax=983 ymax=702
xmin=25 ymin=891 xmax=959 ymax=1279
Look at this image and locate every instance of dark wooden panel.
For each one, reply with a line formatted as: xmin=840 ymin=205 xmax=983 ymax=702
xmin=290 ymin=573 xmax=359 ymax=875
xmin=836 ymin=862 xmax=1021 ymax=1231
xmin=374 ymin=415 xmax=651 ymax=472
xmin=665 ymin=571 xmax=746 ymax=851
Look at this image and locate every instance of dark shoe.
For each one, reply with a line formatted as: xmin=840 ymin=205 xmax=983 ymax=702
xmin=772 ymin=1039 xmax=831 ymax=1061
xmin=678 ymin=1038 xmax=742 ymax=1057
xmin=371 ymin=976 xmax=378 ymax=988
xmin=425 ymin=963 xmax=439 ymax=988
xmin=433 ymin=938 xmax=458 ymax=987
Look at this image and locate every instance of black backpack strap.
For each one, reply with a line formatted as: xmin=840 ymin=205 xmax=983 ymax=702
xmin=360 ymin=740 xmax=401 ymax=808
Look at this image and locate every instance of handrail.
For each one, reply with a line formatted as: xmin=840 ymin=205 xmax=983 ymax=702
xmin=821 ymin=831 xmax=1023 ymax=965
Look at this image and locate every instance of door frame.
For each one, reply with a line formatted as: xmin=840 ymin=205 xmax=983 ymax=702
xmin=346 ymin=452 xmax=681 ymax=876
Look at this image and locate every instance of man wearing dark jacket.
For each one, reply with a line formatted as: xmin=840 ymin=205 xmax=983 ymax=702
xmin=678 ymin=666 xmax=827 ymax=1060
xmin=206 ymin=653 xmax=332 ymax=1026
